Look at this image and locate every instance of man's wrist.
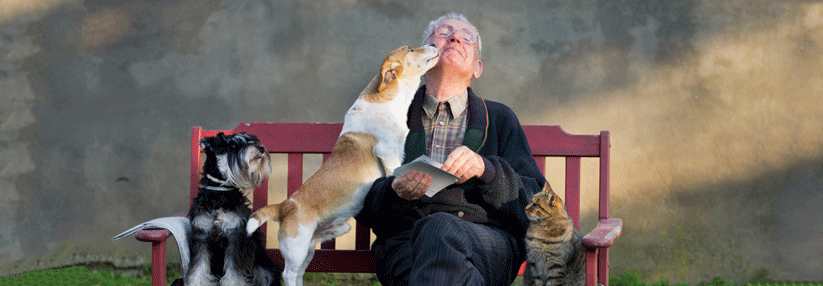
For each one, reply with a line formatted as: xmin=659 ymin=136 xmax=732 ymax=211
xmin=477 ymin=157 xmax=496 ymax=184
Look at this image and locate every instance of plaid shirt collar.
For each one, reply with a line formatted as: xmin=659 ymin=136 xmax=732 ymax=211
xmin=422 ymin=90 xmax=468 ymax=119
xmin=403 ymin=85 xmax=489 ymax=164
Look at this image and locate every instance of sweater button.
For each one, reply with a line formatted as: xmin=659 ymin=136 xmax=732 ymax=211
xmin=457 ymin=211 xmax=464 ymax=217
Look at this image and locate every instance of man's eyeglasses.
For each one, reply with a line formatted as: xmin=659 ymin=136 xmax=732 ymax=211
xmin=429 ymin=24 xmax=478 ymax=45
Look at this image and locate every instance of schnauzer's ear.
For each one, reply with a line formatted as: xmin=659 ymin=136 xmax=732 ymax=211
xmin=239 ymin=133 xmax=261 ymax=145
xmin=199 ymin=137 xmax=213 ymax=152
xmin=233 ymin=132 xmax=249 ymax=145
xmin=200 ymin=132 xmax=228 ymax=153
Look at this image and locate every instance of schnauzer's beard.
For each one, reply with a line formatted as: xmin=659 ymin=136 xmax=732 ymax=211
xmin=217 ymin=145 xmax=272 ymax=190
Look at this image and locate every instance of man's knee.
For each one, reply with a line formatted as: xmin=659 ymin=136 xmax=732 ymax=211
xmin=412 ymin=213 xmax=474 ymax=246
xmin=414 ymin=212 xmax=464 ymax=232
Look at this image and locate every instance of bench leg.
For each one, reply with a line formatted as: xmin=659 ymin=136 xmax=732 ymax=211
xmin=598 ymin=249 xmax=609 ymax=286
xmin=585 ymin=249 xmax=597 ymax=286
xmin=150 ymin=240 xmax=168 ymax=286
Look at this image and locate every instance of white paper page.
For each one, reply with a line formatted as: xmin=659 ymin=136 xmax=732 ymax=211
xmin=392 ymin=155 xmax=459 ymax=197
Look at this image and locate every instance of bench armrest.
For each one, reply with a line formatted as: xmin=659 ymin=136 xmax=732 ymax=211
xmin=134 ymin=212 xmax=187 ymax=243
xmin=135 ymin=229 xmax=173 ymax=242
xmin=582 ymin=218 xmax=622 ymax=249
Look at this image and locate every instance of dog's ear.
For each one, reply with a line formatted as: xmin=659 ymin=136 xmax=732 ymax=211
xmin=200 ymin=132 xmax=228 ymax=153
xmin=379 ymin=61 xmax=402 ymax=92
xmin=200 ymin=135 xmax=215 ymax=152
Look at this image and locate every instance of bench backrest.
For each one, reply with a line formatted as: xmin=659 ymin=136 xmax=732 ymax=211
xmin=189 ymin=122 xmax=610 ymax=273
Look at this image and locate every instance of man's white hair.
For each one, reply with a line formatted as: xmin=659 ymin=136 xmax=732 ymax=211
xmin=421 ymin=12 xmax=482 ymax=58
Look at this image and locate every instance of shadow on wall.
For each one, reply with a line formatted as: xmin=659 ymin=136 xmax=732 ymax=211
xmin=477 ymin=0 xmax=699 ymax=110
xmin=605 ymin=157 xmax=823 ymax=283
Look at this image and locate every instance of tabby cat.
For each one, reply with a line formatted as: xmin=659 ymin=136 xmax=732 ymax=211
xmin=523 ymin=185 xmax=585 ymax=286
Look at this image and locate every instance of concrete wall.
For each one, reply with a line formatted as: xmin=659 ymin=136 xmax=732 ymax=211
xmin=1 ymin=0 xmax=821 ymax=283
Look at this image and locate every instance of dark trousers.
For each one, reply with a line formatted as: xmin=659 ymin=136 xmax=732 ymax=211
xmin=372 ymin=213 xmax=521 ymax=286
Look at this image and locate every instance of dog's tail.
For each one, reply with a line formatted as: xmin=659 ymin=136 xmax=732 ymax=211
xmin=246 ymin=200 xmax=294 ymax=236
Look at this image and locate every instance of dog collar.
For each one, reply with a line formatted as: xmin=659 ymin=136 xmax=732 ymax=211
xmin=202 ymin=174 xmax=236 ymax=191
xmin=201 ymin=185 xmax=236 ymax=191
xmin=206 ymin=174 xmax=228 ymax=185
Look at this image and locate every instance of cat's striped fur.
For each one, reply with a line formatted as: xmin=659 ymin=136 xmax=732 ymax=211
xmin=523 ymin=185 xmax=585 ymax=286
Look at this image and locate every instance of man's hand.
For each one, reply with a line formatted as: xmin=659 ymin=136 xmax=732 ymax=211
xmin=392 ymin=171 xmax=432 ymax=201
xmin=442 ymin=146 xmax=485 ymax=184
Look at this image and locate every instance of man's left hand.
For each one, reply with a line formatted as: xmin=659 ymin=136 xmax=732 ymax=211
xmin=442 ymin=146 xmax=485 ymax=184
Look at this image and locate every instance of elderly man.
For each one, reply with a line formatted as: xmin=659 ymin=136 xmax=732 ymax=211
xmin=355 ymin=13 xmax=547 ymax=286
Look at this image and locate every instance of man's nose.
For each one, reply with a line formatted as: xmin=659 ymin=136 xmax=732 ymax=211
xmin=448 ymin=31 xmax=462 ymax=43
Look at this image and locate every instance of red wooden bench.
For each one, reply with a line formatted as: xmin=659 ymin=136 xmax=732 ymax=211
xmin=135 ymin=122 xmax=622 ymax=286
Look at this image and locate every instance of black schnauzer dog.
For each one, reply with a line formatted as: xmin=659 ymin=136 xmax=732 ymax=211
xmin=186 ymin=132 xmax=280 ymax=286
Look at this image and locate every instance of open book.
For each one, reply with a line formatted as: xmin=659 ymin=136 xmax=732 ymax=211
xmin=392 ymin=155 xmax=459 ymax=197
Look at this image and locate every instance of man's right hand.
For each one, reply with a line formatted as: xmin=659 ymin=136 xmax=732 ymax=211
xmin=392 ymin=171 xmax=432 ymax=201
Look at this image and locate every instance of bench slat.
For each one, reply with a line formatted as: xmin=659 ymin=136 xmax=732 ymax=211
xmin=565 ymin=156 xmax=582 ymax=230
xmin=287 ymin=153 xmax=303 ymax=197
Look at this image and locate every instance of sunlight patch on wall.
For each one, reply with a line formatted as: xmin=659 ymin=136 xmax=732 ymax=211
xmin=0 ymin=0 xmax=75 ymax=24
xmin=82 ymin=8 xmax=132 ymax=50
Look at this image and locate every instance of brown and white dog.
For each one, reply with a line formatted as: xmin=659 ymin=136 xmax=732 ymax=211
xmin=245 ymin=44 xmax=439 ymax=286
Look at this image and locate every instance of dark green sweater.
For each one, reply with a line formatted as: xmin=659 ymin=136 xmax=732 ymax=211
xmin=355 ymin=86 xmax=547 ymax=256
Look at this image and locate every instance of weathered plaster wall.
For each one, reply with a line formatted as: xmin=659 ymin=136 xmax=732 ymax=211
xmin=1 ymin=0 xmax=821 ymax=283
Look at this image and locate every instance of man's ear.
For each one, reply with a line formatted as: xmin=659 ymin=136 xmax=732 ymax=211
xmin=379 ymin=61 xmax=402 ymax=91
xmin=473 ymin=60 xmax=483 ymax=79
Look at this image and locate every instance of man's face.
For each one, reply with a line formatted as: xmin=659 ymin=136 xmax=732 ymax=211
xmin=424 ymin=19 xmax=482 ymax=78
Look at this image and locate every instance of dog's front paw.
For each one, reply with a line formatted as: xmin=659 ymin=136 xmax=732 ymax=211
xmin=246 ymin=218 xmax=260 ymax=236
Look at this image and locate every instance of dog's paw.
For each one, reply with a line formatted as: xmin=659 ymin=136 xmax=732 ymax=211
xmin=246 ymin=218 xmax=260 ymax=236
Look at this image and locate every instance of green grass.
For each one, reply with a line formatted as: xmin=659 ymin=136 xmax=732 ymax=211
xmin=610 ymin=271 xmax=823 ymax=286
xmin=301 ymin=272 xmax=381 ymax=286
xmin=0 ymin=266 xmax=150 ymax=286
xmin=0 ymin=266 xmax=381 ymax=286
